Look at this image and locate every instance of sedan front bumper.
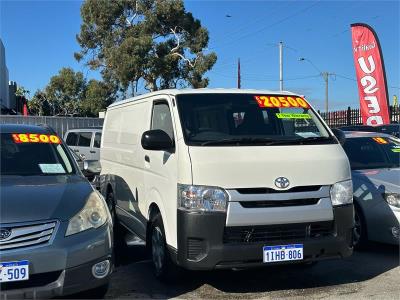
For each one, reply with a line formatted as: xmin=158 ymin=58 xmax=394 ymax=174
xmin=0 ymin=220 xmax=113 ymax=299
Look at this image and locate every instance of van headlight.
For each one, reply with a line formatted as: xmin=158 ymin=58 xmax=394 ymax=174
xmin=330 ymin=180 xmax=353 ymax=206
xmin=66 ymin=192 xmax=109 ymax=236
xmin=384 ymin=193 xmax=400 ymax=208
xmin=178 ymin=184 xmax=228 ymax=212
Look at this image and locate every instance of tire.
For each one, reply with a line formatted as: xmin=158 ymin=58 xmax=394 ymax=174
xmin=150 ymin=213 xmax=180 ymax=281
xmin=106 ymin=189 xmax=128 ymax=264
xmin=353 ymin=203 xmax=368 ymax=250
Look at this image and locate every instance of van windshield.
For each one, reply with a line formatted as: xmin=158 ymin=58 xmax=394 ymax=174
xmin=0 ymin=133 xmax=75 ymax=176
xmin=176 ymin=93 xmax=335 ymax=146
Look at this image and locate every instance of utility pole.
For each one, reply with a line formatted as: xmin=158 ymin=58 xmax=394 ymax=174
xmin=237 ymin=58 xmax=241 ymax=89
xmin=279 ymin=41 xmax=283 ymax=91
xmin=299 ymin=58 xmax=335 ymax=115
xmin=321 ymin=72 xmax=335 ymax=115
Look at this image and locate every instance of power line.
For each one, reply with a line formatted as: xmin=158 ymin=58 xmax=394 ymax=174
xmin=210 ymin=0 xmax=321 ymax=51
xmin=335 ymin=74 xmax=400 ymax=90
xmin=208 ymin=71 xmax=320 ymax=82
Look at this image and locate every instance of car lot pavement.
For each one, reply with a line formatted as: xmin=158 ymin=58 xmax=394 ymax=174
xmin=96 ymin=242 xmax=400 ymax=299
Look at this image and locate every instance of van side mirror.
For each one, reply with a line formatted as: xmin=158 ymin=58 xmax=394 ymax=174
xmin=332 ymin=128 xmax=346 ymax=145
xmin=141 ymin=129 xmax=174 ymax=151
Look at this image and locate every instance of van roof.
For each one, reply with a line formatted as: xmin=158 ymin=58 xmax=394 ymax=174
xmin=108 ymin=88 xmax=301 ymax=109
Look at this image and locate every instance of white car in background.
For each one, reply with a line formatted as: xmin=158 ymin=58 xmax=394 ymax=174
xmin=64 ymin=128 xmax=102 ymax=161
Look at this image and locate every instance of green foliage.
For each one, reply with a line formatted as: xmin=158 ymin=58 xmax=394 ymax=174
xmin=15 ymin=86 xmax=30 ymax=98
xmin=28 ymin=68 xmax=113 ymax=117
xmin=76 ymin=0 xmax=217 ymax=94
xmin=45 ymin=68 xmax=86 ymax=115
xmin=81 ymin=79 xmax=113 ymax=117
xmin=27 ymin=90 xmax=51 ymax=116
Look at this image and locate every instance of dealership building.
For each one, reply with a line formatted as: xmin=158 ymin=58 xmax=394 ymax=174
xmin=0 ymin=38 xmax=23 ymax=114
xmin=0 ymin=39 xmax=10 ymax=109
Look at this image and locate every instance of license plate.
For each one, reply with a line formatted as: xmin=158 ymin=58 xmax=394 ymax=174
xmin=0 ymin=260 xmax=29 ymax=282
xmin=263 ymin=244 xmax=303 ymax=263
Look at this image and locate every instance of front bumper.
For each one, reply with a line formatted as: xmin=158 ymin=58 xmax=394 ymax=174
xmin=175 ymin=205 xmax=353 ymax=270
xmin=0 ymin=220 xmax=113 ymax=299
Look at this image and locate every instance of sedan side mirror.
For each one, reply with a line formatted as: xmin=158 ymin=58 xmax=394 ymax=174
xmin=141 ymin=129 xmax=174 ymax=151
xmin=332 ymin=128 xmax=346 ymax=145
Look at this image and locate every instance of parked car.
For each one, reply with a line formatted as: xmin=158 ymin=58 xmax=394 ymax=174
xmin=64 ymin=128 xmax=102 ymax=161
xmin=100 ymin=89 xmax=354 ymax=280
xmin=339 ymin=125 xmax=377 ymax=132
xmin=0 ymin=124 xmax=112 ymax=298
xmin=374 ymin=124 xmax=400 ymax=138
xmin=341 ymin=131 xmax=400 ymax=247
xmin=71 ymin=150 xmax=102 ymax=184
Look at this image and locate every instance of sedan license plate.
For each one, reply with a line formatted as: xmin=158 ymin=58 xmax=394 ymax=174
xmin=0 ymin=260 xmax=29 ymax=283
xmin=263 ymin=244 xmax=303 ymax=263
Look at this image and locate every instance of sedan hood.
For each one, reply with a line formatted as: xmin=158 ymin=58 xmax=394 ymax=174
xmin=0 ymin=175 xmax=93 ymax=224
xmin=352 ymin=168 xmax=400 ymax=193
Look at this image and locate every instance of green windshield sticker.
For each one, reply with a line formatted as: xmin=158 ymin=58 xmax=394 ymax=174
xmin=276 ymin=113 xmax=311 ymax=119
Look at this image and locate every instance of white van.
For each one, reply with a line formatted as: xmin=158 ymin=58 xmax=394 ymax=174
xmin=100 ymin=89 xmax=354 ymax=279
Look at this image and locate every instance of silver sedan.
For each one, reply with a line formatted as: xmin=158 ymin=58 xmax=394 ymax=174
xmin=341 ymin=131 xmax=400 ymax=247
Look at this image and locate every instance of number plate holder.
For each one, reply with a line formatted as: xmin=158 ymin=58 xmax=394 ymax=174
xmin=0 ymin=260 xmax=29 ymax=282
xmin=263 ymin=244 xmax=303 ymax=263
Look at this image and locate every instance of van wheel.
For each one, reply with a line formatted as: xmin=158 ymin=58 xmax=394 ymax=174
xmin=150 ymin=213 xmax=180 ymax=281
xmin=353 ymin=204 xmax=368 ymax=250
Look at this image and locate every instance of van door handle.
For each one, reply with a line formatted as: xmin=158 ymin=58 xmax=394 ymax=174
xmin=144 ymin=155 xmax=150 ymax=163
xmin=90 ymin=150 xmax=96 ymax=153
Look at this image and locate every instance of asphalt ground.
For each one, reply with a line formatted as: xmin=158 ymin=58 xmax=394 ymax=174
xmin=94 ymin=242 xmax=400 ymax=300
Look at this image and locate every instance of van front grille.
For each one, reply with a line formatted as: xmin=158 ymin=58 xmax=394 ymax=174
xmin=223 ymin=221 xmax=334 ymax=244
xmin=0 ymin=221 xmax=57 ymax=251
xmin=239 ymin=198 xmax=319 ymax=208
xmin=236 ymin=186 xmax=322 ymax=194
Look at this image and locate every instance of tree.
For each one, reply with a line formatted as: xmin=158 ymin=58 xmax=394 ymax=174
xmin=81 ymin=79 xmax=113 ymax=117
xmin=45 ymin=68 xmax=86 ymax=115
xmin=75 ymin=0 xmax=217 ymax=96
xmin=28 ymin=90 xmax=51 ymax=116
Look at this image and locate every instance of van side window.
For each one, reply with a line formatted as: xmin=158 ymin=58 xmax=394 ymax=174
xmin=151 ymin=102 xmax=174 ymax=140
xmin=93 ymin=132 xmax=102 ymax=148
xmin=66 ymin=132 xmax=78 ymax=146
xmin=77 ymin=132 xmax=92 ymax=147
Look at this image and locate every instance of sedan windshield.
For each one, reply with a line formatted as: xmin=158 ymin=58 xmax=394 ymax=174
xmin=176 ymin=93 xmax=334 ymax=146
xmin=1 ymin=133 xmax=75 ymax=176
xmin=343 ymin=136 xmax=400 ymax=170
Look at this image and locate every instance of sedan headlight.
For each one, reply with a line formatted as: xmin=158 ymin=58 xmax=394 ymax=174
xmin=384 ymin=193 xmax=400 ymax=208
xmin=178 ymin=184 xmax=228 ymax=212
xmin=330 ymin=180 xmax=353 ymax=206
xmin=66 ymin=192 xmax=109 ymax=236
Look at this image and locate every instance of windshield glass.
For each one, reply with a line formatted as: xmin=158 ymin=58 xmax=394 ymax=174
xmin=1 ymin=133 xmax=75 ymax=176
xmin=176 ymin=93 xmax=334 ymax=146
xmin=343 ymin=136 xmax=400 ymax=170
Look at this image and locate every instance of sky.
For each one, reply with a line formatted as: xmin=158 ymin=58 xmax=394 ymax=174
xmin=1 ymin=0 xmax=399 ymax=111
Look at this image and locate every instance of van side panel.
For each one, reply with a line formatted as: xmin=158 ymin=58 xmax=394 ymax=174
xmin=101 ymin=101 xmax=151 ymax=239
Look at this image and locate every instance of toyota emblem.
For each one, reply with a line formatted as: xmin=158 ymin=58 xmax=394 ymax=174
xmin=0 ymin=229 xmax=12 ymax=241
xmin=274 ymin=177 xmax=290 ymax=189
